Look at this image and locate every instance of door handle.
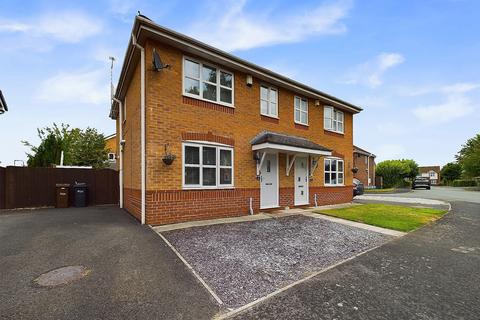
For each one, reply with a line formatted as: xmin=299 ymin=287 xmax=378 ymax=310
xmin=265 ymin=183 xmax=272 ymax=186
xmin=298 ymin=185 xmax=303 ymax=188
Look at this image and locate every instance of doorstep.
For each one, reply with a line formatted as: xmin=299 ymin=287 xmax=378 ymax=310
xmin=152 ymin=213 xmax=271 ymax=233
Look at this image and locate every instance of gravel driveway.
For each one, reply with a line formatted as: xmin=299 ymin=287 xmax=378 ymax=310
xmin=162 ymin=215 xmax=392 ymax=308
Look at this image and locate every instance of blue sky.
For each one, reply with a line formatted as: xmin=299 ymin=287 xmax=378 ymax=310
xmin=1 ymin=0 xmax=479 ymax=166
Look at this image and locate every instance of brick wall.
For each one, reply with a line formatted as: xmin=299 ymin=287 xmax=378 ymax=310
xmin=353 ymin=154 xmax=376 ymax=187
xmin=118 ymin=38 xmax=357 ymax=225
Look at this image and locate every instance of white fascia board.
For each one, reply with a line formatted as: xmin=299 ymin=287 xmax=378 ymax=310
xmin=252 ymin=142 xmax=331 ymax=156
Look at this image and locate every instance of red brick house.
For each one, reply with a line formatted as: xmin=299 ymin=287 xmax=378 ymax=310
xmin=109 ymin=15 xmax=363 ymax=225
xmin=353 ymin=145 xmax=376 ymax=188
xmin=419 ymin=166 xmax=441 ymax=185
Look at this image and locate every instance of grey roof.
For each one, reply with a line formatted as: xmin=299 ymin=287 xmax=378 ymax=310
xmin=0 ymin=90 xmax=7 ymax=114
xmin=353 ymin=145 xmax=376 ymax=157
xmin=251 ymin=131 xmax=332 ymax=152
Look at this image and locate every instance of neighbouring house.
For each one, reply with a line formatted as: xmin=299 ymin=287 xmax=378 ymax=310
xmin=109 ymin=15 xmax=363 ymax=225
xmin=353 ymin=145 xmax=376 ymax=188
xmin=104 ymin=133 xmax=118 ymax=169
xmin=419 ymin=166 xmax=441 ymax=185
xmin=0 ymin=90 xmax=8 ymax=114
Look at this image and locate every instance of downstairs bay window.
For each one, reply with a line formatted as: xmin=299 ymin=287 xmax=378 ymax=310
xmin=324 ymin=158 xmax=344 ymax=186
xmin=183 ymin=143 xmax=234 ymax=189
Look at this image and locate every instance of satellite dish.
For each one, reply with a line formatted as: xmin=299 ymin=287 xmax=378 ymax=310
xmin=153 ymin=48 xmax=170 ymax=71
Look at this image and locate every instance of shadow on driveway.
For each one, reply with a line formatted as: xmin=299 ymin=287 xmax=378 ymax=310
xmin=0 ymin=206 xmax=220 ymax=320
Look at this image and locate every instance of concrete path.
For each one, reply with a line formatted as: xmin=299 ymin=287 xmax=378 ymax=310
xmin=0 ymin=207 xmax=220 ymax=320
xmin=230 ymin=201 xmax=480 ymax=319
xmin=355 ymin=195 xmax=448 ymax=206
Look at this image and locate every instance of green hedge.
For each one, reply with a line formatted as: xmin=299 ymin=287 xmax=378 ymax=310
xmin=452 ymin=179 xmax=477 ymax=187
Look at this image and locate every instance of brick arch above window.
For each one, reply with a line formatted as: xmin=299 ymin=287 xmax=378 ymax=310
xmin=331 ymin=151 xmax=345 ymax=159
xmin=181 ymin=131 xmax=235 ymax=146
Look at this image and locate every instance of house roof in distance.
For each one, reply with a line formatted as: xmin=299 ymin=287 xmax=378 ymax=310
xmin=251 ymin=131 xmax=332 ymax=152
xmin=353 ymin=145 xmax=376 ymax=157
xmin=110 ymin=14 xmax=363 ymax=119
xmin=0 ymin=90 xmax=8 ymax=114
xmin=419 ymin=166 xmax=441 ymax=173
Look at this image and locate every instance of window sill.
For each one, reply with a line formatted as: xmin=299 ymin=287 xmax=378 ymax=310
xmin=324 ymin=129 xmax=344 ymax=136
xmin=260 ymin=113 xmax=279 ymax=119
xmin=183 ymin=93 xmax=235 ymax=109
xmin=294 ymin=121 xmax=309 ymax=127
xmin=182 ymin=186 xmax=235 ymax=190
xmin=324 ymin=184 xmax=345 ymax=187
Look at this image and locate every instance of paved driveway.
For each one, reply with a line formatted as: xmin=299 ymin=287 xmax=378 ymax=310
xmin=231 ymin=201 xmax=480 ymax=319
xmin=0 ymin=207 xmax=220 ymax=320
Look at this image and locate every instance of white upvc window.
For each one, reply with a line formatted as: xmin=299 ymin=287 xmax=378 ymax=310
xmin=183 ymin=142 xmax=234 ymax=189
xmin=324 ymin=158 xmax=344 ymax=186
xmin=260 ymin=85 xmax=278 ymax=117
xmin=183 ymin=57 xmax=234 ymax=106
xmin=294 ymin=96 xmax=308 ymax=125
xmin=324 ymin=106 xmax=344 ymax=133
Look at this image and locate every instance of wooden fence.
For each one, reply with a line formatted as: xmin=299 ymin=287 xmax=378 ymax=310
xmin=0 ymin=166 xmax=118 ymax=209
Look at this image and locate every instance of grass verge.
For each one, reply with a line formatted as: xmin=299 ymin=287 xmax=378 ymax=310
xmin=315 ymin=204 xmax=447 ymax=232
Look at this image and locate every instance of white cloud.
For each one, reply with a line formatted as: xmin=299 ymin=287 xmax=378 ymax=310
xmin=413 ymin=94 xmax=475 ymax=124
xmin=410 ymin=82 xmax=479 ymax=124
xmin=36 ymin=69 xmax=110 ymax=106
xmin=343 ymin=52 xmax=405 ymax=88
xmin=376 ymin=122 xmax=407 ymax=136
xmin=0 ymin=11 xmax=102 ymax=44
xmin=187 ymin=0 xmax=352 ymax=51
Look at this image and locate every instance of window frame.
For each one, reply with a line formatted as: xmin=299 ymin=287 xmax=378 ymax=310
xmin=260 ymin=84 xmax=278 ymax=118
xmin=324 ymin=158 xmax=344 ymax=186
xmin=324 ymin=106 xmax=344 ymax=134
xmin=294 ymin=96 xmax=308 ymax=125
xmin=182 ymin=142 xmax=234 ymax=189
xmin=182 ymin=56 xmax=235 ymax=107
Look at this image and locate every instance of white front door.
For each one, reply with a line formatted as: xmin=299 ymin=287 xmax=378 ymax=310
xmin=295 ymin=156 xmax=309 ymax=205
xmin=260 ymin=153 xmax=278 ymax=209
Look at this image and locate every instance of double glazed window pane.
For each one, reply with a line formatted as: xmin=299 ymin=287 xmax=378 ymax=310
xmin=220 ymin=88 xmax=232 ymax=104
xmin=220 ymin=150 xmax=232 ymax=166
xmin=185 ymin=167 xmax=200 ymax=184
xmin=203 ymin=147 xmax=216 ymax=165
xmin=220 ymin=168 xmax=232 ymax=184
xmin=220 ymin=71 xmax=232 ymax=88
xmin=202 ymin=83 xmax=217 ymax=101
xmin=185 ymin=78 xmax=200 ymax=95
xmin=185 ymin=59 xmax=200 ymax=78
xmin=203 ymin=168 xmax=216 ymax=186
xmin=185 ymin=146 xmax=200 ymax=164
xmin=202 ymin=65 xmax=217 ymax=83
xmin=300 ymin=112 xmax=307 ymax=124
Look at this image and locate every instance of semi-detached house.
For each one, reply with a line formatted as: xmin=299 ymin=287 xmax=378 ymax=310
xmin=109 ymin=15 xmax=363 ymax=225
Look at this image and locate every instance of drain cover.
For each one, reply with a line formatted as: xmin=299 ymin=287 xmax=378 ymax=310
xmin=35 ymin=266 xmax=90 ymax=287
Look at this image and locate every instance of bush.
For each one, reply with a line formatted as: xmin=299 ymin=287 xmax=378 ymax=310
xmin=452 ymin=179 xmax=477 ymax=187
xmin=375 ymin=160 xmax=417 ymax=188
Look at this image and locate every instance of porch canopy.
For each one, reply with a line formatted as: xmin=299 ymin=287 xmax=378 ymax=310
xmin=251 ymin=131 xmax=332 ymax=156
xmin=251 ymin=131 xmax=332 ymax=176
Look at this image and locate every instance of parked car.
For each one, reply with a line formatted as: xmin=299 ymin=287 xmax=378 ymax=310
xmin=412 ymin=177 xmax=431 ymax=190
xmin=353 ymin=178 xmax=364 ymax=196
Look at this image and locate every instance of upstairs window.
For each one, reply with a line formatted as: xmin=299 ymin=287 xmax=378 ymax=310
xmin=183 ymin=143 xmax=234 ymax=189
xmin=324 ymin=158 xmax=344 ymax=186
xmin=294 ymin=96 xmax=308 ymax=125
xmin=324 ymin=106 xmax=344 ymax=133
xmin=183 ymin=57 xmax=234 ymax=106
xmin=260 ymin=85 xmax=278 ymax=117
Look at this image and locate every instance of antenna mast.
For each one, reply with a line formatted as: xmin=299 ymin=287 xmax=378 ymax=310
xmin=109 ymin=56 xmax=116 ymax=102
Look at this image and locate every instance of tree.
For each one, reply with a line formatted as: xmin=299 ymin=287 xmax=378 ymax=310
xmin=400 ymin=159 xmax=419 ymax=180
xmin=23 ymin=123 xmax=108 ymax=168
xmin=22 ymin=123 xmax=72 ymax=167
xmin=441 ymin=162 xmax=462 ymax=183
xmin=375 ymin=160 xmax=411 ymax=188
xmin=70 ymin=128 xmax=109 ymax=168
xmin=456 ymin=134 xmax=480 ymax=178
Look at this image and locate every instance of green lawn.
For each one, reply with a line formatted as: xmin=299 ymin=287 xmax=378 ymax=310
xmin=315 ymin=204 xmax=447 ymax=232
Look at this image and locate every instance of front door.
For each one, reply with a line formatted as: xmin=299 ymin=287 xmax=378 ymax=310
xmin=260 ymin=153 xmax=278 ymax=209
xmin=295 ymin=156 xmax=309 ymax=205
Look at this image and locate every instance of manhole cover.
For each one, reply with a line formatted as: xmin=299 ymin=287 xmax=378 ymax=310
xmin=34 ymin=266 xmax=90 ymax=287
